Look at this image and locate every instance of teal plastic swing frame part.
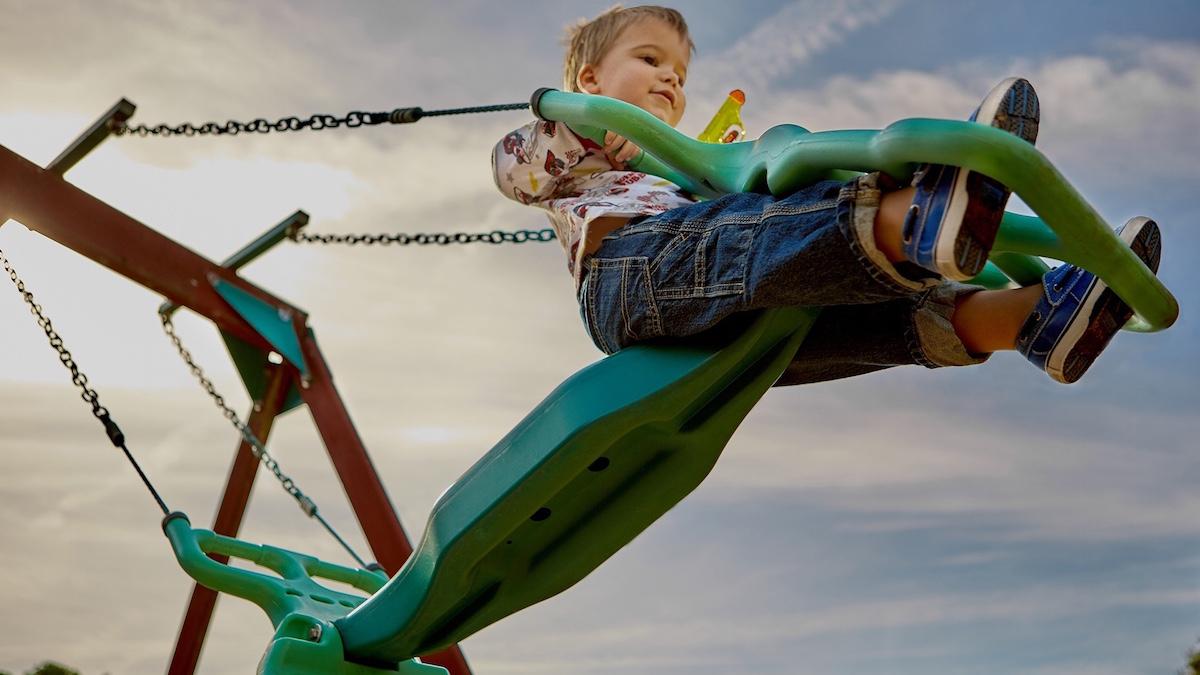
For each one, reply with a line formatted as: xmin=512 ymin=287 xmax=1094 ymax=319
xmin=162 ymin=512 xmax=448 ymax=674
xmin=532 ymin=88 xmax=1177 ymax=332
xmin=162 ymin=90 xmax=1178 ymax=674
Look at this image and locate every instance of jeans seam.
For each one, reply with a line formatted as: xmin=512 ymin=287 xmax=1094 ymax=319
xmin=586 ymin=259 xmax=612 ymax=354
xmin=837 ymin=175 xmax=935 ymax=296
xmin=649 ymin=232 xmax=689 ymax=274
xmin=763 ymin=198 xmax=838 ymax=218
xmin=678 ymin=215 xmax=759 ymax=230
xmin=905 ymin=289 xmax=940 ymax=368
xmin=656 ymin=283 xmax=744 ymax=300
xmin=645 ymin=262 xmax=664 ymax=337
xmin=620 ymin=259 xmax=633 ymax=341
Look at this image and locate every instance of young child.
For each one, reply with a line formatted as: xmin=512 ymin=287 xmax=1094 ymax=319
xmin=492 ymin=5 xmax=1162 ymax=385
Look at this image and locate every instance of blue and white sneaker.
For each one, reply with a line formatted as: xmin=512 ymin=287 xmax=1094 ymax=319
xmin=903 ymin=77 xmax=1041 ymax=280
xmin=1017 ymin=216 xmax=1162 ymax=384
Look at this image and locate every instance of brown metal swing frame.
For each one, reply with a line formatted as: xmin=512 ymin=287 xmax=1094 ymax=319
xmin=0 ymin=100 xmax=472 ymax=675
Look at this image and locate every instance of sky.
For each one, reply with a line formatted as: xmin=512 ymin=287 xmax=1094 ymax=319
xmin=0 ymin=1 xmax=1198 ymax=673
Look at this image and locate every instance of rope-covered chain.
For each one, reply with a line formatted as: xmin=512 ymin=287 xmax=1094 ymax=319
xmin=159 ymin=313 xmax=371 ymax=568
xmin=114 ymin=102 xmax=530 ymax=138
xmin=1 ymin=246 xmax=170 ymax=515
xmin=288 ymin=228 xmax=556 ymax=247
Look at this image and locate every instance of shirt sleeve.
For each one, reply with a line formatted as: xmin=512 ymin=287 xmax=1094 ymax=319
xmin=492 ymin=120 xmax=593 ymax=205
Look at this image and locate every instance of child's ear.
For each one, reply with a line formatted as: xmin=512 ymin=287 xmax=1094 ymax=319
xmin=576 ymin=64 xmax=602 ymax=95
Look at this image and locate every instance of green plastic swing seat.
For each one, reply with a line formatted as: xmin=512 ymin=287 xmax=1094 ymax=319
xmin=336 ymin=307 xmax=817 ymax=664
xmin=162 ymin=88 xmax=1177 ymax=674
xmin=164 ymin=306 xmax=817 ymax=673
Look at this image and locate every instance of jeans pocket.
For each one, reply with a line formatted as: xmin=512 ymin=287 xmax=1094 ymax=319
xmin=653 ymin=222 xmax=753 ymax=300
xmin=585 ymin=256 xmax=663 ymax=354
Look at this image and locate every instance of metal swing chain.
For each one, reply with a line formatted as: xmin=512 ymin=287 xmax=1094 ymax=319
xmin=287 ymin=227 xmax=556 ymax=247
xmin=159 ymin=313 xmax=371 ymax=568
xmin=109 ymin=97 xmax=557 ymax=249
xmin=1 ymin=246 xmax=170 ymax=515
xmin=113 ymin=102 xmax=530 ymax=138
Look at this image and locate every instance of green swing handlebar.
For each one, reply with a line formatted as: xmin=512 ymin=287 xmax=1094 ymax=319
xmin=162 ymin=512 xmax=388 ymax=627
xmin=162 ymin=513 xmax=449 ymax=674
xmin=531 ymin=89 xmax=1178 ymax=333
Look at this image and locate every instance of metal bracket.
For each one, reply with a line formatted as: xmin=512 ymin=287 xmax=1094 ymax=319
xmin=159 ymin=210 xmax=309 ymax=320
xmin=47 ymin=98 xmax=136 ymax=176
xmin=211 ymin=278 xmax=310 ymax=379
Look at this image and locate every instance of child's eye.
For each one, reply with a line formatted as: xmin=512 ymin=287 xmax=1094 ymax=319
xmin=641 ymin=56 xmax=657 ymax=66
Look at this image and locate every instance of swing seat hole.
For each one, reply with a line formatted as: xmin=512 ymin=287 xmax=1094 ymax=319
xmin=286 ymin=588 xmax=303 ymax=597
xmin=588 ymin=457 xmax=610 ymax=472
xmin=530 ymin=507 xmax=552 ymax=522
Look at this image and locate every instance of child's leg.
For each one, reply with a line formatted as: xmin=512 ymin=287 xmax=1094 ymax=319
xmin=776 ymin=281 xmax=994 ymax=386
xmin=776 ymin=280 xmax=1041 ymax=386
xmin=952 ymin=284 xmax=1041 ymax=354
xmin=777 ymin=217 xmax=1163 ymax=386
xmin=579 ymin=173 xmax=936 ymax=355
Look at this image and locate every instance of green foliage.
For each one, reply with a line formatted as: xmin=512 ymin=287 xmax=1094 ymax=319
xmin=25 ymin=664 xmax=80 ymax=675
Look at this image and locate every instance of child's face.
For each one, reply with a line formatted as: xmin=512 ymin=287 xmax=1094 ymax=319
xmin=576 ymin=18 xmax=689 ymax=127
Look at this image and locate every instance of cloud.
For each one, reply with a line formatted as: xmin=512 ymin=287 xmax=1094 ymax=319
xmin=697 ymin=373 xmax=1200 ymax=542
xmin=694 ymin=0 xmax=903 ymax=100
xmin=465 ymin=572 xmax=1200 ymax=673
xmin=742 ymin=39 xmax=1200 ymax=200
xmin=677 ymin=0 xmax=902 ymax=136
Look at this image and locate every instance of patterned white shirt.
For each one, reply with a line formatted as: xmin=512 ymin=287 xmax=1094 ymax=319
xmin=491 ymin=119 xmax=696 ymax=290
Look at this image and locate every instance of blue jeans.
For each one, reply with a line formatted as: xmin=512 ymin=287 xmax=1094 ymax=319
xmin=577 ymin=174 xmax=989 ymax=386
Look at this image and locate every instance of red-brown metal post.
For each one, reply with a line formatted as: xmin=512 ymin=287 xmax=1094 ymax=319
xmin=167 ymin=362 xmax=294 ymax=675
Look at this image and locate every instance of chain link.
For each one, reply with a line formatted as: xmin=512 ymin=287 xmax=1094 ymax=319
xmin=158 ymin=314 xmax=317 ymax=512
xmin=158 ymin=313 xmax=371 ymax=567
xmin=3 ymin=249 xmax=109 ymax=421
xmin=113 ymin=102 xmax=529 ymax=138
xmin=288 ymin=227 xmax=556 ymax=247
xmin=2 ymin=246 xmax=373 ymax=563
xmin=2 ymin=246 xmax=169 ymax=513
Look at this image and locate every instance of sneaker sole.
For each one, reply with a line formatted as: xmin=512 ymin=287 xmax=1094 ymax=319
xmin=1047 ymin=217 xmax=1162 ymax=384
xmin=936 ymin=78 xmax=1041 ymax=280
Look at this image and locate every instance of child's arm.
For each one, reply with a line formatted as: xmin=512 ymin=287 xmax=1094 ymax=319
xmin=492 ymin=120 xmax=590 ymax=206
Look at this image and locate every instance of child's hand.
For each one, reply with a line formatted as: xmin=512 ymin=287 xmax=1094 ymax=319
xmin=604 ymin=131 xmax=641 ymax=169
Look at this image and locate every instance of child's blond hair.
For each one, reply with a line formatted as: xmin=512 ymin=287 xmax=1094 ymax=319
xmin=562 ymin=5 xmax=695 ymax=93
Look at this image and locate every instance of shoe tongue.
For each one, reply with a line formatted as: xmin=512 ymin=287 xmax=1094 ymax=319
xmin=1045 ymin=264 xmax=1082 ymax=296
